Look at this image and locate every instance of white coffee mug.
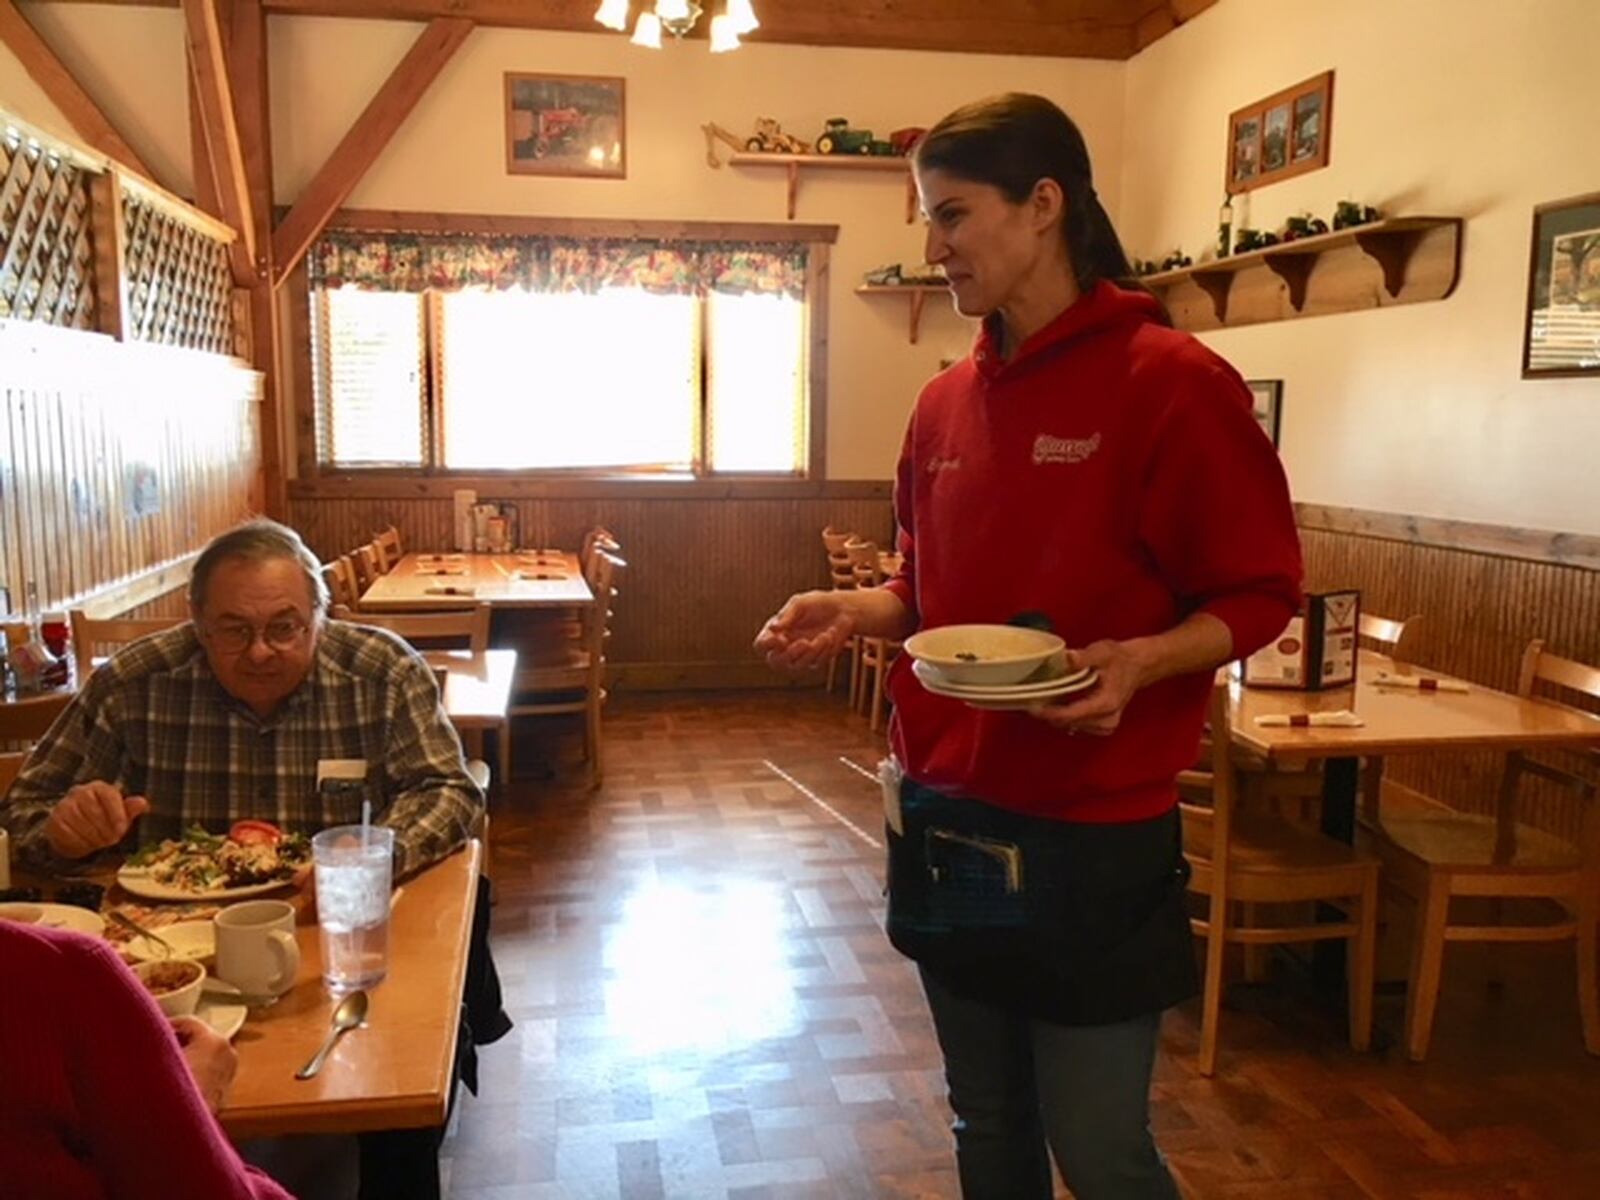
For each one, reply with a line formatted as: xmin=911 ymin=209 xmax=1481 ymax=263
xmin=214 ymin=900 xmax=300 ymax=1002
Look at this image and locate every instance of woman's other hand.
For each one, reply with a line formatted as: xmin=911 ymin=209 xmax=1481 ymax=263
xmin=1028 ymin=639 xmax=1147 ymax=735
xmin=171 ymin=1015 xmax=238 ymax=1114
xmin=754 ymin=591 xmax=858 ymax=672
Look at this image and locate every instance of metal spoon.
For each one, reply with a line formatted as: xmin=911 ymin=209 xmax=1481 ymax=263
xmin=107 ymin=910 xmax=176 ymax=959
xmin=295 ymin=991 xmax=368 ymax=1080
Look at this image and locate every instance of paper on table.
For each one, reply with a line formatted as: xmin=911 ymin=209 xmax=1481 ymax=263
xmin=1371 ymin=671 xmax=1469 ymax=693
xmin=1255 ymin=710 xmax=1364 ymax=728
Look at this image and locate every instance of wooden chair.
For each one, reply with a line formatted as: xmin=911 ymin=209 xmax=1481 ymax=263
xmin=372 ymin=525 xmax=404 ymax=574
xmin=1370 ymin=639 xmax=1600 ymax=1060
xmin=0 ymin=691 xmax=73 ymax=752
xmin=510 ymin=549 xmax=623 ymax=787
xmin=350 ymin=543 xmax=384 ymax=594
xmin=68 ymin=612 xmax=184 ymax=684
xmin=821 ymin=527 xmax=858 ymax=696
xmin=844 ymin=539 xmax=900 ymax=732
xmin=1359 ymin=611 xmax=1423 ymax=664
xmin=334 ymin=605 xmax=504 ymax=783
xmin=1180 ymin=681 xmax=1381 ymax=1075
xmin=320 ymin=556 xmax=361 ymax=612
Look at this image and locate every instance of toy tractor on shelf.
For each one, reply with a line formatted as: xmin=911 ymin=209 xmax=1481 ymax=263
xmin=744 ymin=117 xmax=810 ymax=154
xmin=815 ymin=117 xmax=876 ymax=155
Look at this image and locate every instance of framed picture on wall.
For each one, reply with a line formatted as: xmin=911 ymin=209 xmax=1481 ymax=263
xmin=1226 ymin=71 xmax=1333 ymax=193
xmin=504 ymin=73 xmax=626 ymax=178
xmin=1522 ymin=190 xmax=1600 ymax=378
xmin=1246 ymin=379 xmax=1283 ymax=447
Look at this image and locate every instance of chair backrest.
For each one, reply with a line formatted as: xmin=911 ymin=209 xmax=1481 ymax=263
xmin=321 ymin=559 xmax=357 ymax=612
xmin=350 ymin=543 xmax=383 ymax=592
xmin=0 ymin=691 xmax=73 ymax=750
xmin=1176 ymin=683 xmax=1240 ymax=890
xmin=1358 ymin=611 xmax=1422 ymax=663
xmin=0 ymin=749 xmax=27 ymax=794
xmin=337 ymin=604 xmax=490 ymax=654
xmin=845 ymin=539 xmax=880 ymax=587
xmin=821 ymin=526 xmax=852 ymax=557
xmin=69 ymin=611 xmax=185 ymax=683
xmin=580 ymin=527 xmax=622 ymax=589
xmin=373 ymin=525 xmax=404 ymax=573
xmin=583 ymin=550 xmax=625 ymax=676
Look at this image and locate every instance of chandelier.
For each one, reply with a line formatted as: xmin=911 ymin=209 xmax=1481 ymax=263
xmin=594 ymin=0 xmax=759 ymax=52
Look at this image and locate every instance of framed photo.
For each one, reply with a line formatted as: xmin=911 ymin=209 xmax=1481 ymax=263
xmin=504 ymin=73 xmax=625 ymax=178
xmin=1246 ymin=379 xmax=1283 ymax=447
xmin=1226 ymin=71 xmax=1332 ymax=194
xmin=1522 ymin=191 xmax=1600 ymax=378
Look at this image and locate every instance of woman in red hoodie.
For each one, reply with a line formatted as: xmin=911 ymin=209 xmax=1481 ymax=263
xmin=757 ymin=94 xmax=1301 ymax=1199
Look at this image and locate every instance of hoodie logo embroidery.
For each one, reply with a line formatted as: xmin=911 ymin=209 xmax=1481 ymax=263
xmin=1032 ymin=432 xmax=1101 ymax=465
xmin=926 ymin=456 xmax=962 ymax=475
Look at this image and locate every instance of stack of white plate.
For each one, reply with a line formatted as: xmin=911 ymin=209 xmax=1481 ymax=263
xmin=912 ymin=658 xmax=1098 ymax=710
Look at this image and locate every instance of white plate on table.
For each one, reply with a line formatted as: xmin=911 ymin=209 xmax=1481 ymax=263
xmin=913 ymin=659 xmax=1100 ymax=710
xmin=115 ymin=867 xmax=295 ymax=903
xmin=0 ymin=901 xmax=106 ymax=937
xmin=123 ymin=919 xmax=217 ymax=965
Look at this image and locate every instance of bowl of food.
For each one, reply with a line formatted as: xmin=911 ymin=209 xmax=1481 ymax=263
xmin=903 ymin=624 xmax=1066 ymax=686
xmin=133 ymin=958 xmax=206 ymax=1017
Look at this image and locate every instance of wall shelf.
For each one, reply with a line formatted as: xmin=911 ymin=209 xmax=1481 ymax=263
xmin=1142 ymin=216 xmax=1462 ymax=331
xmin=856 ymin=283 xmax=950 ymax=344
xmin=726 ymin=152 xmax=916 ymax=222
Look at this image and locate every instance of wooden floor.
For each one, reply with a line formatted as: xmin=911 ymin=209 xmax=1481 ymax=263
xmin=440 ymin=690 xmax=1600 ymax=1199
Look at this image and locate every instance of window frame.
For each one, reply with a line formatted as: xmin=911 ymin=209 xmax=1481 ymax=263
xmin=288 ymin=211 xmax=837 ymax=495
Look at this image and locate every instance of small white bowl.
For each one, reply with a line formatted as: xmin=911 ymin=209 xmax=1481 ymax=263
xmin=133 ymin=958 xmax=206 ymax=1018
xmin=904 ymin=624 xmax=1066 ymax=686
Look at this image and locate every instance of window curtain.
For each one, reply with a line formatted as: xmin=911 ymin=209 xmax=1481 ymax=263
xmin=310 ymin=231 xmax=808 ymax=300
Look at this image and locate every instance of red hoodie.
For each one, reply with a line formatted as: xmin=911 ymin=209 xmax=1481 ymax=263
xmin=883 ymin=281 xmax=1302 ymax=823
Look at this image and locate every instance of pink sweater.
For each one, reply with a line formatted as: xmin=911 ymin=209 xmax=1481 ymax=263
xmin=0 ymin=922 xmax=293 ymax=1200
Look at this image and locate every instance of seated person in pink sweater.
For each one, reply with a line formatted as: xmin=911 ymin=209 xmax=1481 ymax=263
xmin=0 ymin=920 xmax=293 ymax=1200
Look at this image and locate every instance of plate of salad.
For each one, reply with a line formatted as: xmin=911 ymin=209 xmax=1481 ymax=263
xmin=117 ymin=821 xmax=312 ymax=901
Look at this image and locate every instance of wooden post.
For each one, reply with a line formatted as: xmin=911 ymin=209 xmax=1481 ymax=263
xmin=86 ymin=168 xmax=129 ymax=341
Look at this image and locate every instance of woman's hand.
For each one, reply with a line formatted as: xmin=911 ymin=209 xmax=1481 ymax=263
xmin=171 ymin=1015 xmax=238 ymax=1114
xmin=1028 ymin=639 xmax=1148 ymax=735
xmin=754 ymin=591 xmax=858 ymax=672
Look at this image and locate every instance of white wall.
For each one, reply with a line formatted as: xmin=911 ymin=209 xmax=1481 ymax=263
xmin=1120 ymin=0 xmax=1600 ymax=534
xmin=1 ymin=8 xmax=1128 ymax=480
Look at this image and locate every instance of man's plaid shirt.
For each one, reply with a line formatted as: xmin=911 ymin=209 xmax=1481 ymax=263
xmin=2 ymin=621 xmax=483 ymax=878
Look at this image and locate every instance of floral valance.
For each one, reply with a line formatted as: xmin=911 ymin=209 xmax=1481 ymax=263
xmin=310 ymin=231 xmax=809 ymax=300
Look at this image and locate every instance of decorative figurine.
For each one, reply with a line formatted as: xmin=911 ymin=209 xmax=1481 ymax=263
xmin=1218 ymin=194 xmax=1235 ymax=258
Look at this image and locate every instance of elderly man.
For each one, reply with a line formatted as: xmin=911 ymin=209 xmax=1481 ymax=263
xmin=3 ymin=518 xmax=482 ymax=879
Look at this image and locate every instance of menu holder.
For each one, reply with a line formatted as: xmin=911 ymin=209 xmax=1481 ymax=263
xmin=1243 ymin=589 xmax=1360 ymax=691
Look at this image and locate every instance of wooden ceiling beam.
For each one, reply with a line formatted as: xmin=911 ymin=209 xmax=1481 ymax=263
xmin=182 ymin=0 xmax=258 ymax=282
xmin=270 ymin=16 xmax=472 ymax=287
xmin=0 ymin=0 xmax=157 ymax=178
xmin=20 ymin=1 xmax=1216 ymax=59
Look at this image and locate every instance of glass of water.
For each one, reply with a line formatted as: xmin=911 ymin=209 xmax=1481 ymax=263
xmin=312 ymin=825 xmax=395 ymax=993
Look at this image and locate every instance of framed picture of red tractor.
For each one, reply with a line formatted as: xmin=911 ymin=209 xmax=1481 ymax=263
xmin=505 ymin=73 xmax=626 ymax=178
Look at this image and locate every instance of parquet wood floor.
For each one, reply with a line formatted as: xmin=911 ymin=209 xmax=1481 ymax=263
xmin=441 ymin=691 xmax=1600 ymax=1200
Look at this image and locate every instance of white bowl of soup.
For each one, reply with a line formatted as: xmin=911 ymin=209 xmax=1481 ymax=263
xmin=904 ymin=624 xmax=1066 ymax=686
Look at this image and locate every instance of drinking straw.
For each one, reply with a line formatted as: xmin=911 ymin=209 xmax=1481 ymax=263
xmin=361 ymin=799 xmax=371 ymax=850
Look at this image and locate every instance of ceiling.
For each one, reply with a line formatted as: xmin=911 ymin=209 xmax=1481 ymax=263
xmin=44 ymin=0 xmax=1221 ymax=59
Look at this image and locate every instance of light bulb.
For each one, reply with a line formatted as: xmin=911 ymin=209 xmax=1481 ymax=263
xmin=594 ymin=0 xmax=630 ymax=31
xmin=631 ymin=11 xmax=663 ymax=47
xmin=656 ymin=0 xmax=692 ymax=21
xmin=709 ymin=13 xmax=741 ymax=51
xmin=726 ymin=0 xmax=758 ymax=34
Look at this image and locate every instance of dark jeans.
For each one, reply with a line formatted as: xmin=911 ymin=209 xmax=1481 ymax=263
xmin=920 ymin=966 xmax=1181 ymax=1200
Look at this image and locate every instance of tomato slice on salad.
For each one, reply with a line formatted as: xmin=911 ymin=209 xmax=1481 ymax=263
xmin=229 ymin=819 xmax=283 ymax=846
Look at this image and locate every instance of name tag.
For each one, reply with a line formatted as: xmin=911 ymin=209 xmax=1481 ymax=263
xmin=316 ymin=759 xmax=368 ymax=786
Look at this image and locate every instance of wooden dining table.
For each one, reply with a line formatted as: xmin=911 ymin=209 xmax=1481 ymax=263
xmin=220 ymin=840 xmax=482 ymax=1138
xmin=359 ymin=552 xmax=593 ymax=612
xmin=422 ymin=648 xmax=516 ymax=785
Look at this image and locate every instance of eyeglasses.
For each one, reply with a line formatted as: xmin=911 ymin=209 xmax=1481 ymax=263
xmin=203 ymin=616 xmax=310 ymax=654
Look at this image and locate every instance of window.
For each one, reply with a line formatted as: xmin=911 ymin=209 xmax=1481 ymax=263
xmin=309 ymin=250 xmax=813 ymax=476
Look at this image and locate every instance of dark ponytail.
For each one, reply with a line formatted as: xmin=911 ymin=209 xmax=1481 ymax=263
xmin=913 ymin=93 xmax=1167 ymax=320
